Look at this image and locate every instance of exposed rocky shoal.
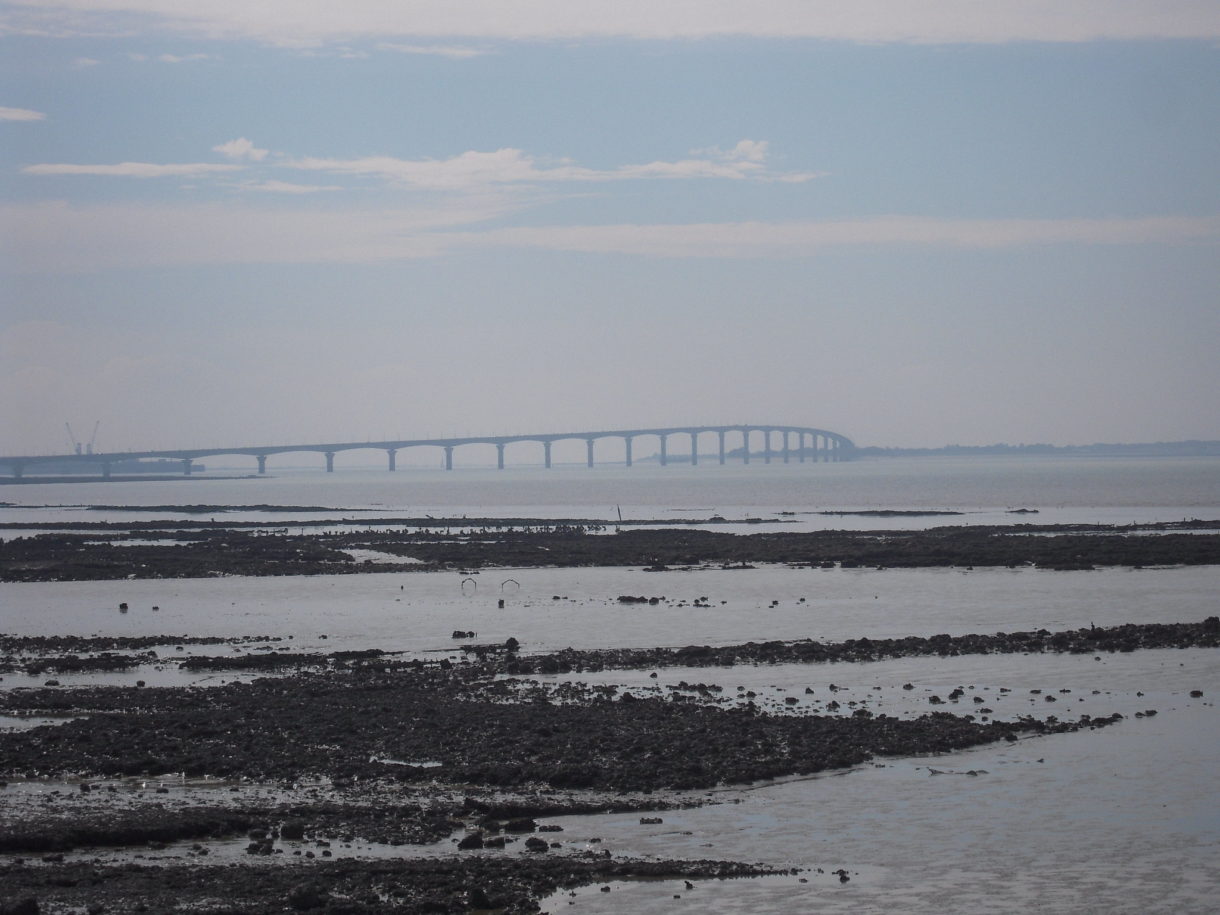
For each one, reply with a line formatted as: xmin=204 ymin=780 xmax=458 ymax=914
xmin=2 ymin=617 xmax=1211 ymax=912
xmin=4 ymin=619 xmax=1217 ymax=678
xmin=0 ymin=661 xmax=1114 ymax=788
xmin=2 ymin=519 xmax=1219 ymax=581
xmin=0 ymin=857 xmax=787 ymax=914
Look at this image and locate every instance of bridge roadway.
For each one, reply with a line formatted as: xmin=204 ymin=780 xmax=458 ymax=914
xmin=0 ymin=424 xmax=855 ymax=478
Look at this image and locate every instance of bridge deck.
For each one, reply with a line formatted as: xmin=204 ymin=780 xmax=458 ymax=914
xmin=1 ymin=424 xmax=854 ymax=476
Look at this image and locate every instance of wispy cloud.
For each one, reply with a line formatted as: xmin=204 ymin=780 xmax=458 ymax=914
xmin=0 ymin=105 xmax=46 ymax=121
xmin=237 ymin=179 xmax=342 ymax=194
xmin=1 ymin=199 xmax=513 ymax=271
xmin=157 ymin=52 xmax=211 ymax=63
xmin=287 ymin=141 xmax=818 ymax=190
xmin=3 ymin=1 xmax=1218 ymax=45
xmin=377 ymin=42 xmax=488 ymax=59
xmin=15 ymin=139 xmax=813 ymax=194
xmin=213 ymin=137 xmax=269 ymax=162
xmin=71 ymin=56 xmax=101 ymax=68
xmin=5 ymin=202 xmax=1214 ymax=273
xmin=466 ymin=216 xmax=1220 ymax=257
xmin=21 ymin=161 xmax=243 ymax=178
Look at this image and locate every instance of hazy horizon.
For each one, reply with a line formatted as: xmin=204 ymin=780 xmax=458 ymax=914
xmin=3 ymin=2 xmax=1218 ymax=454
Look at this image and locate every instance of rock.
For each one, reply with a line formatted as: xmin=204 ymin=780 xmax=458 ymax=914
xmin=469 ymin=888 xmax=494 ymax=909
xmin=524 ymin=837 xmax=548 ymax=852
xmin=280 ymin=819 xmax=306 ymax=841
xmin=457 ymin=833 xmax=484 ymax=850
xmin=1190 ymin=689 xmax=1204 ymax=697
xmin=286 ymin=884 xmax=328 ymax=911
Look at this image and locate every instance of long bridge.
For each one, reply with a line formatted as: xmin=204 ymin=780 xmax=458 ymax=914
xmin=0 ymin=424 xmax=855 ymax=479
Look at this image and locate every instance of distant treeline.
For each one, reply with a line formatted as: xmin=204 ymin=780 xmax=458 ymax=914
xmin=856 ymin=441 xmax=1220 ymax=458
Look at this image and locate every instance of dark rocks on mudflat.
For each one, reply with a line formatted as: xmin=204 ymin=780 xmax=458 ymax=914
xmin=0 ymin=661 xmax=1122 ymax=792
xmin=4 ymin=520 xmax=1218 ymax=581
xmin=504 ymin=619 xmax=1220 ymax=676
xmin=0 ymin=858 xmax=786 ymax=915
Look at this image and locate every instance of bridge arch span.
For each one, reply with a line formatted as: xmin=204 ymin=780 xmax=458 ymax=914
xmin=0 ymin=424 xmax=854 ymax=477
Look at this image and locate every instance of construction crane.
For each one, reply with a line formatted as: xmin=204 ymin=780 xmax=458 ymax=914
xmin=64 ymin=421 xmax=101 ymax=455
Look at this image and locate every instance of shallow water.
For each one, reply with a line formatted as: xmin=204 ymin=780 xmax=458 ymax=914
xmin=3 ymin=456 xmax=1219 ymax=527
xmin=2 ymin=563 xmax=1215 ymax=654
xmin=537 ymin=649 xmax=1219 ymax=914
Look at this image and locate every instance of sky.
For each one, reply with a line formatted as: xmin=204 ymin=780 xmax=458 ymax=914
xmin=2 ymin=1 xmax=1218 ymax=456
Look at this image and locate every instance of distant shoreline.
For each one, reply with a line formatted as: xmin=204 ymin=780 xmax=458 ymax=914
xmin=853 ymin=441 xmax=1220 ymax=459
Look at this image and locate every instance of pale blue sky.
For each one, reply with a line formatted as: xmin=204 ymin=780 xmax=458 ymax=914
xmin=2 ymin=2 xmax=1218 ymax=454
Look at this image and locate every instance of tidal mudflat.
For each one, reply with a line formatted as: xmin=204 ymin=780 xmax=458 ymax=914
xmin=1 ymin=477 xmax=1218 ymax=912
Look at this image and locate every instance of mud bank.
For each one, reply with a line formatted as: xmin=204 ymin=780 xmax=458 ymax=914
xmin=4 ymin=620 xmax=1215 ymax=679
xmin=0 ymin=856 xmax=786 ymax=914
xmin=0 ymin=663 xmax=1115 ymax=788
xmin=2 ymin=521 xmax=1219 ymax=581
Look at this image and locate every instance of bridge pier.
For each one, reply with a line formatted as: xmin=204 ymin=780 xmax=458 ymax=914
xmin=718 ymin=430 xmax=726 ymax=465
xmin=444 ymin=446 xmax=453 ymax=471
xmin=102 ymin=462 xmax=110 ymax=479
xmin=659 ymin=434 xmax=668 ymax=467
xmin=782 ymin=431 xmax=790 ymax=463
xmin=586 ymin=438 xmax=594 ymax=468
xmin=624 ymin=436 xmax=633 ymax=467
xmin=9 ymin=463 xmax=22 ymax=480
xmin=544 ymin=441 xmax=552 ymax=469
xmin=496 ymin=443 xmax=505 ymax=470
xmin=386 ymin=449 xmax=396 ymax=472
xmin=764 ymin=430 xmax=772 ymax=464
xmin=182 ymin=458 xmax=192 ymax=476
xmin=742 ymin=429 xmax=750 ymax=464
xmin=324 ymin=452 xmax=335 ymax=473
xmin=690 ymin=432 xmax=698 ymax=466
xmin=798 ymin=432 xmax=805 ymax=463
xmin=257 ymin=455 xmax=268 ymax=474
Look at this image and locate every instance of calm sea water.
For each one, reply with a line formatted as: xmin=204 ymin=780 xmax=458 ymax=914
xmin=2 ymin=455 xmax=1218 ymax=529
xmin=1 ymin=457 xmax=1217 ymax=913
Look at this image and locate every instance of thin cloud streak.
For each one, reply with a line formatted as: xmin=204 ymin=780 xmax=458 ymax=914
xmin=1 ymin=198 xmax=515 ymax=271
xmin=286 ymin=142 xmax=818 ymax=189
xmin=21 ymin=161 xmax=243 ymax=178
xmin=0 ymin=105 xmax=46 ymax=121
xmin=236 ymin=179 xmax=342 ymax=194
xmin=470 ymin=216 xmax=1220 ymax=257
xmin=376 ymin=42 xmax=488 ymax=59
xmin=3 ymin=1 xmax=1218 ymax=45
xmin=5 ymin=203 xmax=1215 ymax=272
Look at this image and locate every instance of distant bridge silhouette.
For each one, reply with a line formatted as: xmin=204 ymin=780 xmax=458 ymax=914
xmin=0 ymin=424 xmax=855 ymax=478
